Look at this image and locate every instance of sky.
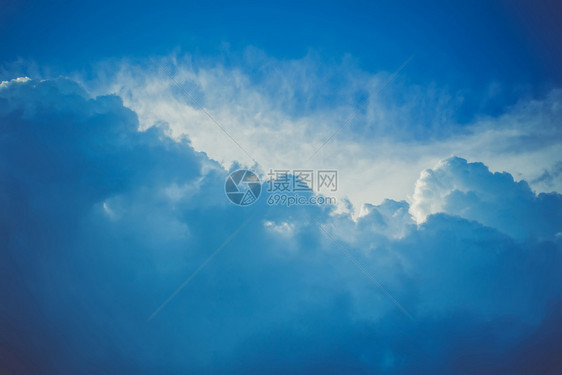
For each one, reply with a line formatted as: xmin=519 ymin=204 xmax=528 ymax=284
xmin=1 ymin=1 xmax=562 ymax=374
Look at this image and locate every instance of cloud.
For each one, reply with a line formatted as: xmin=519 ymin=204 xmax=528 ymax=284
xmin=410 ymin=156 xmax=562 ymax=239
xmin=78 ymin=53 xmax=562 ymax=214
xmin=1 ymin=77 xmax=562 ymax=374
xmin=532 ymin=161 xmax=562 ymax=189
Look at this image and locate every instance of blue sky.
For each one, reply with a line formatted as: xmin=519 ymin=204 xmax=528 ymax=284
xmin=3 ymin=0 xmax=561 ymax=93
xmin=1 ymin=1 xmax=562 ymax=374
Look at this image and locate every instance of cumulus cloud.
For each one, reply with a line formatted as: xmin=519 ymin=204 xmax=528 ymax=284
xmin=1 ymin=77 xmax=562 ymax=374
xmin=79 ymin=53 xmax=562 ymax=214
xmin=410 ymin=156 xmax=562 ymax=239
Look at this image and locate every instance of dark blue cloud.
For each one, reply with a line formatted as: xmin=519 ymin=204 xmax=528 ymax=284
xmin=1 ymin=78 xmax=562 ymax=374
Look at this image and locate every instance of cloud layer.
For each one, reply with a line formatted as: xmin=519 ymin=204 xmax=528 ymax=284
xmin=1 ymin=77 xmax=562 ymax=374
xmin=83 ymin=53 xmax=562 ymax=213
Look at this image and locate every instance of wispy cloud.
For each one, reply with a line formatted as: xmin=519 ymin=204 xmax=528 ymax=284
xmin=82 ymin=53 xmax=562 ymax=216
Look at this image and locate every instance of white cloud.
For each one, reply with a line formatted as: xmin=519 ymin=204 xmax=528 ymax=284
xmin=0 ymin=76 xmax=30 ymax=87
xmin=79 ymin=53 xmax=562 ymax=217
xmin=264 ymin=220 xmax=295 ymax=236
xmin=410 ymin=156 xmax=562 ymax=239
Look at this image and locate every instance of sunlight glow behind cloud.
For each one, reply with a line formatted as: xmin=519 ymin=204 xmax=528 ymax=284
xmin=82 ymin=54 xmax=562 ymax=217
